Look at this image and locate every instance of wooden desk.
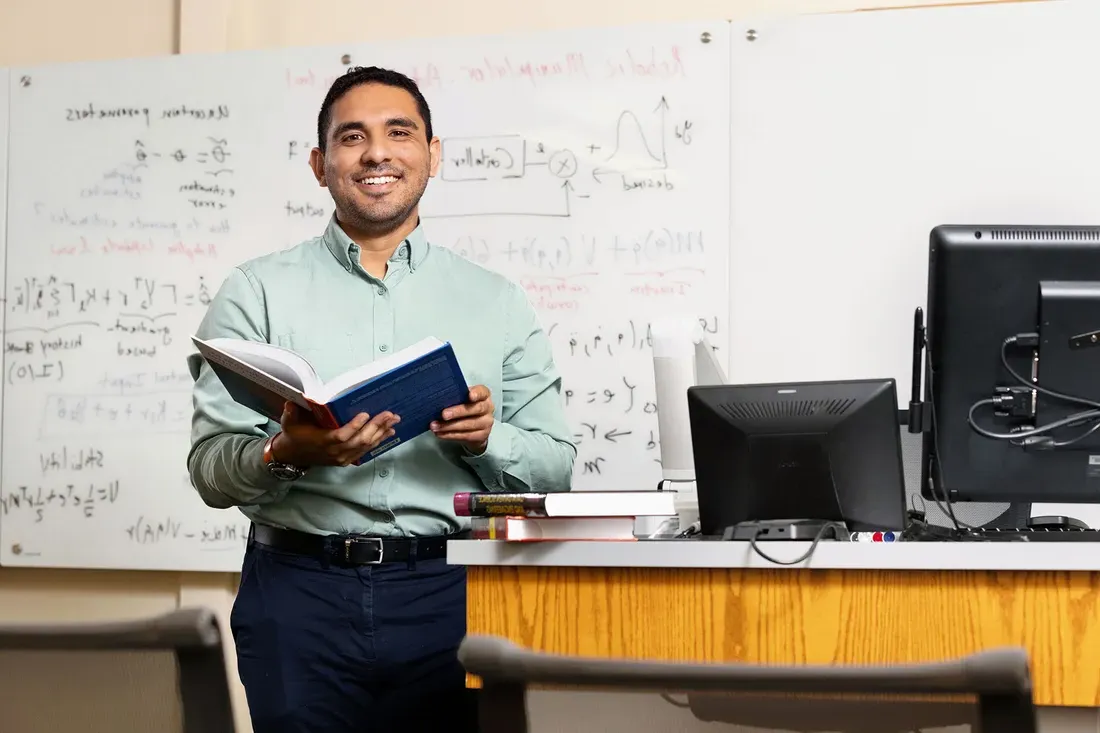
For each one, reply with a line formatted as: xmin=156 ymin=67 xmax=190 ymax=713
xmin=448 ymin=540 xmax=1100 ymax=707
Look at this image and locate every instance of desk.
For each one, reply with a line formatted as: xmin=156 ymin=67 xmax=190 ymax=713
xmin=448 ymin=539 xmax=1100 ymax=707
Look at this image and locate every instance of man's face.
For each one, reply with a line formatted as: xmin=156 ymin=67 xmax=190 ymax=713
xmin=311 ymin=82 xmax=440 ymax=234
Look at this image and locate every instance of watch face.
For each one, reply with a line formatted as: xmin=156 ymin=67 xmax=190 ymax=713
xmin=269 ymin=463 xmax=304 ymax=481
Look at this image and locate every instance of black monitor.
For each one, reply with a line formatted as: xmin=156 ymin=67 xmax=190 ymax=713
xmin=686 ymin=378 xmax=908 ymax=539
xmin=919 ymin=225 xmax=1100 ymax=507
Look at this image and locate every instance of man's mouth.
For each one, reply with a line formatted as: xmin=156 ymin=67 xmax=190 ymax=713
xmin=355 ymin=174 xmax=400 ymax=188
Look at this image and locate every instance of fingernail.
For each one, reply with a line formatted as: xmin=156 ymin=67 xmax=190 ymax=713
xmin=430 ymin=422 xmax=439 ymax=430
xmin=442 ymin=411 xmax=452 ymax=420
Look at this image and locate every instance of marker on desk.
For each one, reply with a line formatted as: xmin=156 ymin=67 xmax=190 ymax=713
xmin=851 ymin=531 xmax=897 ymax=542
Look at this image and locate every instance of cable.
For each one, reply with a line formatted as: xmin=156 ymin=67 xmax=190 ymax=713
xmin=924 ymin=347 xmax=972 ymax=530
xmin=967 ymin=400 xmax=1100 ymax=443
xmin=675 ymin=521 xmax=700 ymax=538
xmin=964 ymin=333 xmax=1100 ymax=449
xmin=1001 ymin=334 xmax=1100 ymax=410
xmin=746 ymin=522 xmax=839 ymax=566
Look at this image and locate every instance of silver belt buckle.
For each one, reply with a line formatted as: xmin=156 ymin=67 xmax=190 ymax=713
xmin=344 ymin=536 xmax=384 ymax=564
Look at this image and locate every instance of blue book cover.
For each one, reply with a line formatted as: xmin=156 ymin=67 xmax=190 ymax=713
xmin=191 ymin=334 xmax=470 ymax=464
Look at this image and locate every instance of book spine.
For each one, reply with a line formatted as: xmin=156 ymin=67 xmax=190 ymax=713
xmin=306 ymin=400 xmax=340 ymax=429
xmin=454 ymin=492 xmax=549 ymax=517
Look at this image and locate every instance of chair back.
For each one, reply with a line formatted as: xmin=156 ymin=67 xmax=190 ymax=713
xmin=0 ymin=606 xmax=235 ymax=733
xmin=459 ymin=634 xmax=1037 ymax=733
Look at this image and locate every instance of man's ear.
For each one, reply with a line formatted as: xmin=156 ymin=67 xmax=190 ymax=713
xmin=308 ymin=147 xmax=327 ymax=187
xmin=428 ymin=136 xmax=441 ymax=178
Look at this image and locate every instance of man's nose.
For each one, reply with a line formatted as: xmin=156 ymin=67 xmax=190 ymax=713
xmin=360 ymin=134 xmax=391 ymax=163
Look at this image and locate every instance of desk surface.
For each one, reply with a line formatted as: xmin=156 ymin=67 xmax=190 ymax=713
xmin=447 ymin=538 xmax=1098 ymax=571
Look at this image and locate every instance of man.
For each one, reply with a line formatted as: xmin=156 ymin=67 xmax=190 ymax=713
xmin=186 ymin=66 xmax=576 ymax=733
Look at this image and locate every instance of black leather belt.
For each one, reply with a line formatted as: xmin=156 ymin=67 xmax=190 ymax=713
xmin=250 ymin=523 xmax=463 ymax=566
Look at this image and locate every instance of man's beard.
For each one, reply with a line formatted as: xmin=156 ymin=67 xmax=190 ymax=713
xmin=329 ymin=168 xmax=427 ymax=233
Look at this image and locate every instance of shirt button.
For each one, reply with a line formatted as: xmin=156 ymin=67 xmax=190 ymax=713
xmin=379 ymin=344 xmax=388 ymax=352
xmin=376 ymin=287 xmax=385 ymax=296
xmin=379 ymin=468 xmax=390 ymax=477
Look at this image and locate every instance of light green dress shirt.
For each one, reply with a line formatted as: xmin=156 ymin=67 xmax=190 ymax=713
xmin=186 ymin=215 xmax=576 ymax=537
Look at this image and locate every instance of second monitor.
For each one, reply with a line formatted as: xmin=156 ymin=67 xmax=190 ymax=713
xmin=921 ymin=225 xmax=1100 ymax=506
xmin=687 ymin=378 xmax=908 ymax=539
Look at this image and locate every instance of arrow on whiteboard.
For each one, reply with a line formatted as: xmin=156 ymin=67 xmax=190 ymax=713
xmin=561 ymin=180 xmax=574 ymax=215
xmin=603 ymin=428 xmax=632 ymax=442
xmin=654 ymin=95 xmax=669 ymax=167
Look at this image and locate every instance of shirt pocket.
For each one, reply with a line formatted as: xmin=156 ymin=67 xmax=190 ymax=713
xmin=274 ymin=330 xmax=357 ymax=387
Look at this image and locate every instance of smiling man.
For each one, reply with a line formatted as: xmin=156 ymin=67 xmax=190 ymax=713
xmin=187 ymin=66 xmax=576 ymax=733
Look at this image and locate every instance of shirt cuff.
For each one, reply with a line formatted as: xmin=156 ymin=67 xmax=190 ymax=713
xmin=460 ymin=422 xmax=516 ymax=491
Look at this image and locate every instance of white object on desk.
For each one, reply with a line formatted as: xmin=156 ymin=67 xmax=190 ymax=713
xmin=650 ymin=315 xmax=727 ymax=482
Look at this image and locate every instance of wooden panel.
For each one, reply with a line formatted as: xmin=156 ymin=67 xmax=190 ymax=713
xmin=466 ymin=566 xmax=1100 ymax=707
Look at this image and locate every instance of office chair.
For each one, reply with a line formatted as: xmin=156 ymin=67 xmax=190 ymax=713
xmin=459 ymin=634 xmax=1037 ymax=733
xmin=0 ymin=606 xmax=235 ymax=733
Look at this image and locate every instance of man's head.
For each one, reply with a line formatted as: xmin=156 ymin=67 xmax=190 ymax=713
xmin=310 ymin=66 xmax=440 ymax=239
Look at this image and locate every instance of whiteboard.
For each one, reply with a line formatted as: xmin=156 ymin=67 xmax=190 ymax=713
xmin=729 ymin=0 xmax=1100 ymax=404
xmin=0 ymin=69 xmax=8 ymax=559
xmin=1 ymin=21 xmax=731 ymax=570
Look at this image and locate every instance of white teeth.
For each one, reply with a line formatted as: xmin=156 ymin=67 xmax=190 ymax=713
xmin=359 ymin=176 xmax=397 ymax=185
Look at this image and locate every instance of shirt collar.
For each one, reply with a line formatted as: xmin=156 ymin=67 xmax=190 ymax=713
xmin=322 ymin=213 xmax=430 ymax=273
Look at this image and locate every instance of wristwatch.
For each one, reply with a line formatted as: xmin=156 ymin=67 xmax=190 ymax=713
xmin=263 ymin=433 xmax=306 ymax=481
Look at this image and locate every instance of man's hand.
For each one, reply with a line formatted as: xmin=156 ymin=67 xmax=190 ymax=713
xmin=272 ymin=402 xmax=400 ymax=467
xmin=430 ymin=385 xmax=494 ymax=454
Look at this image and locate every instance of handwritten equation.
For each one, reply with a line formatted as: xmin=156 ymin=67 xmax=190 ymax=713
xmin=38 ymin=392 xmax=191 ymax=437
xmin=547 ymin=316 xmax=719 ymax=360
xmin=8 ymin=274 xmax=211 ymax=319
xmin=125 ymin=515 xmax=249 ymax=549
xmin=449 ymin=229 xmax=705 ymax=272
xmin=0 ymin=480 xmax=121 ymax=523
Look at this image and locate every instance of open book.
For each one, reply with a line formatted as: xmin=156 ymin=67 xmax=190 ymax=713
xmin=191 ymin=334 xmax=469 ymax=463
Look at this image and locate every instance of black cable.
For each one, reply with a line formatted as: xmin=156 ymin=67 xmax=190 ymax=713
xmin=747 ymin=522 xmax=839 ymax=566
xmin=1001 ymin=334 xmax=1100 ymax=410
xmin=967 ymin=400 xmax=1100 ymax=443
xmin=924 ymin=347 xmax=971 ymax=530
xmin=964 ymin=334 xmax=1100 ymax=449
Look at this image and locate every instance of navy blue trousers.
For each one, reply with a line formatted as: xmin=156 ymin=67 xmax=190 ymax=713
xmin=229 ymin=539 xmax=479 ymax=733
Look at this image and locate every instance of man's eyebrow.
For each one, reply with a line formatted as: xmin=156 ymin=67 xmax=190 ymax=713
xmin=387 ymin=116 xmax=419 ymax=130
xmin=332 ymin=120 xmax=366 ymax=138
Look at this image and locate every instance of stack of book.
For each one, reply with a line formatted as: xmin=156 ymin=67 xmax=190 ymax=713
xmin=453 ymin=490 xmax=677 ymax=541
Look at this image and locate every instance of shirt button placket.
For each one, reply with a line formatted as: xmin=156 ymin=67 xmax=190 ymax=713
xmin=372 ymin=279 xmax=396 ymax=523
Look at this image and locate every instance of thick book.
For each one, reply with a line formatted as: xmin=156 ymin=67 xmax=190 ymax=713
xmin=453 ymin=491 xmax=677 ymax=518
xmin=471 ymin=516 xmax=638 ymax=541
xmin=191 ymin=334 xmax=469 ymax=463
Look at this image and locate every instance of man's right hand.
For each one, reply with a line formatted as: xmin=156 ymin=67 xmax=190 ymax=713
xmin=271 ymin=402 xmax=400 ymax=468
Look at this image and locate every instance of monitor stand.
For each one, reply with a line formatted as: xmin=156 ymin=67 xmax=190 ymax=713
xmin=720 ymin=519 xmax=851 ymax=542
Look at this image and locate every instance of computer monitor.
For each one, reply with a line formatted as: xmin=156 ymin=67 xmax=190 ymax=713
xmin=686 ymin=378 xmax=908 ymax=539
xmin=919 ymin=225 xmax=1100 ymax=506
xmin=651 ymin=316 xmax=727 ymax=482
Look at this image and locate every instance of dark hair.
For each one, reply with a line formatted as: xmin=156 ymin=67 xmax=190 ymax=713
xmin=316 ymin=66 xmax=433 ymax=152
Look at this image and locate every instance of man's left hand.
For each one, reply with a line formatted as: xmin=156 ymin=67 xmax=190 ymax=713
xmin=430 ymin=385 xmax=495 ymax=454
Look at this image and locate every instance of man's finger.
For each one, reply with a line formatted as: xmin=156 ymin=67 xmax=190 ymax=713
xmin=469 ymin=385 xmax=491 ymax=402
xmin=440 ymin=404 xmax=471 ymax=421
xmin=337 ymin=425 xmax=397 ymax=464
xmin=348 ymin=413 xmax=398 ymax=447
xmin=331 ymin=412 xmax=371 ymax=443
xmin=433 ymin=417 xmax=490 ymax=434
xmin=435 ymin=429 xmax=487 ymax=443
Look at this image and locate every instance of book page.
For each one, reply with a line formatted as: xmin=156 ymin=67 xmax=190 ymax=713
xmin=195 ymin=337 xmax=322 ymax=395
xmin=315 ymin=336 xmax=445 ymax=403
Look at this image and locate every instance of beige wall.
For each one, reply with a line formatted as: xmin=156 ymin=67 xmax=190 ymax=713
xmin=0 ymin=1 xmax=1044 ymax=732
